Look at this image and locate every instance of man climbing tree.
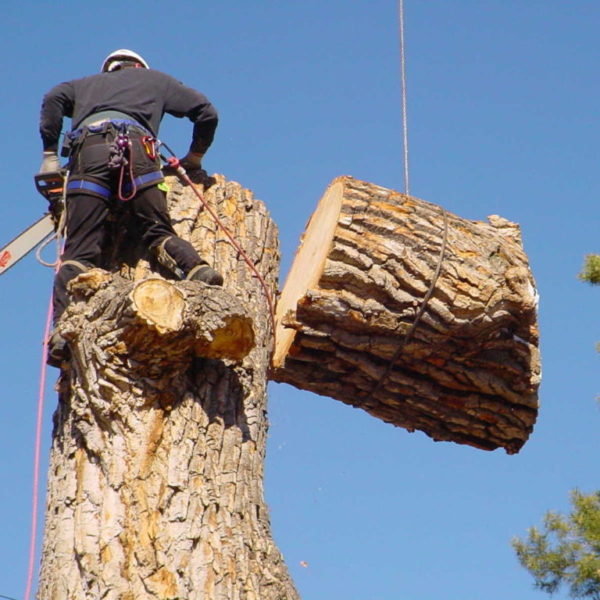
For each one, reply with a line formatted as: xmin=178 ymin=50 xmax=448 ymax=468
xmin=38 ymin=49 xmax=223 ymax=367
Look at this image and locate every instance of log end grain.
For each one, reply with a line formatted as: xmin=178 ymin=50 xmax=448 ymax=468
xmin=274 ymin=177 xmax=345 ymax=367
xmin=131 ymin=278 xmax=185 ymax=333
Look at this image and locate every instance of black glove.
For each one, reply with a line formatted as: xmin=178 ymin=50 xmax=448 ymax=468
xmin=180 ymin=152 xmax=208 ymax=184
xmin=180 ymin=151 xmax=203 ymax=170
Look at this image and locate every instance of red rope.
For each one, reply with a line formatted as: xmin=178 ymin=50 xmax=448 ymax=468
xmin=117 ymin=139 xmax=137 ymax=202
xmin=171 ymin=162 xmax=277 ymax=341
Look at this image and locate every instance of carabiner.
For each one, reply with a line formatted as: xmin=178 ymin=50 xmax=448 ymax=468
xmin=142 ymin=136 xmax=156 ymax=160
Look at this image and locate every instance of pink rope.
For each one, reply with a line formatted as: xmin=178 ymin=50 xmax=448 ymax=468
xmin=24 ymin=288 xmax=55 ymax=600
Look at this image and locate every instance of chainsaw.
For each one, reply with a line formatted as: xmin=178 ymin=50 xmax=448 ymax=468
xmin=0 ymin=171 xmax=65 ymax=276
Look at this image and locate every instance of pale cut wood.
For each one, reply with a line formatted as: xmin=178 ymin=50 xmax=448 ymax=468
xmin=272 ymin=176 xmax=540 ymax=454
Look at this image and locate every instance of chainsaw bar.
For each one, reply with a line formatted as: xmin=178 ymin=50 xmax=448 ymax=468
xmin=0 ymin=171 xmax=67 ymax=276
xmin=0 ymin=213 xmax=55 ymax=276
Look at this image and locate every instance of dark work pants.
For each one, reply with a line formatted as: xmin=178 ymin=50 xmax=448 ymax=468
xmin=53 ymin=189 xmax=204 ymax=325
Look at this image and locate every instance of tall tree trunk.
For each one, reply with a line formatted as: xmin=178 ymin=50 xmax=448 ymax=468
xmin=37 ymin=175 xmax=299 ymax=600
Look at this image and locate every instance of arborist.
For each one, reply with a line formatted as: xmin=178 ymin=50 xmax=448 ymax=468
xmin=38 ymin=49 xmax=222 ymax=367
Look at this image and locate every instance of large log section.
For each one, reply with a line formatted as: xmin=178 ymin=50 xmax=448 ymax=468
xmin=272 ymin=176 xmax=540 ymax=454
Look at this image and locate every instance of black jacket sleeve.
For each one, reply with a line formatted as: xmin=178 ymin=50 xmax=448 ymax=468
xmin=39 ymin=82 xmax=75 ymax=152
xmin=163 ymin=77 xmax=218 ymax=155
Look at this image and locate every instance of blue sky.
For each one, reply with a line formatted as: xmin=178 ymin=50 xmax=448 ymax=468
xmin=0 ymin=2 xmax=599 ymax=599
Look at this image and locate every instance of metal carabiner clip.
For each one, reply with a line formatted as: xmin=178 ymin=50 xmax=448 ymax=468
xmin=141 ymin=136 xmax=156 ymax=160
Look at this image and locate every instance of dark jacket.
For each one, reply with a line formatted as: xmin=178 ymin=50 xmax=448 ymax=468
xmin=40 ymin=68 xmax=218 ymax=155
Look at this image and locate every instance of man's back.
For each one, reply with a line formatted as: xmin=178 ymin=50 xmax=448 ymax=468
xmin=41 ymin=68 xmax=217 ymax=153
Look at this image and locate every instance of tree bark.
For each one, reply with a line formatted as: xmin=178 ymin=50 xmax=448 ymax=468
xmin=272 ymin=176 xmax=540 ymax=454
xmin=37 ymin=175 xmax=299 ymax=599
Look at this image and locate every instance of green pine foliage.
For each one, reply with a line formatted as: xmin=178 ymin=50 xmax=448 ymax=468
xmin=512 ymin=490 xmax=600 ymax=599
xmin=579 ymin=255 xmax=600 ymax=285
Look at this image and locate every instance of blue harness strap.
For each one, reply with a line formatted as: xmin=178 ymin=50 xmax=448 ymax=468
xmin=123 ymin=170 xmax=164 ymax=194
xmin=67 ymin=171 xmax=163 ymax=200
xmin=67 ymin=179 xmax=111 ymax=199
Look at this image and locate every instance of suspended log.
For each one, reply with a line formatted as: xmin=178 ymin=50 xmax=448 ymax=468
xmin=272 ymin=176 xmax=540 ymax=454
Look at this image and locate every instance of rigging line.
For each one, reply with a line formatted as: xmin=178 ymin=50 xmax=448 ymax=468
xmin=25 ymin=261 xmax=60 ymax=600
xmin=0 ymin=594 xmax=20 ymax=600
xmin=399 ymin=0 xmax=410 ymax=195
xmin=24 ymin=295 xmax=53 ymax=600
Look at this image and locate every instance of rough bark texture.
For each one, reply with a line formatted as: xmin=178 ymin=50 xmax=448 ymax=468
xmin=37 ymin=175 xmax=299 ymax=600
xmin=272 ymin=176 xmax=540 ymax=454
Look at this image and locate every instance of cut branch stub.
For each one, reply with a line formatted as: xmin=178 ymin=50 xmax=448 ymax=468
xmin=130 ymin=278 xmax=185 ymax=333
xmin=63 ymin=270 xmax=254 ymax=368
xmin=272 ymin=176 xmax=540 ymax=454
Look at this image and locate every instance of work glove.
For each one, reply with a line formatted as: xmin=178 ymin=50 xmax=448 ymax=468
xmin=38 ymin=151 xmax=61 ymax=174
xmin=180 ymin=151 xmax=204 ymax=170
xmin=179 ymin=151 xmax=207 ymax=184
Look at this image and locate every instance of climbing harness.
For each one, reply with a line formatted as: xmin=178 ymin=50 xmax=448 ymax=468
xmin=158 ymin=141 xmax=278 ymax=340
xmin=65 ymin=117 xmax=162 ymax=203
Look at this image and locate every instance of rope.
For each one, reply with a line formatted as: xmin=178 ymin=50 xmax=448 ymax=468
xmin=369 ymin=206 xmax=448 ymax=399
xmin=117 ymin=140 xmax=137 ymax=202
xmin=180 ymin=170 xmax=277 ymax=341
xmin=24 ymin=287 xmax=55 ymax=600
xmin=27 ymin=184 xmax=67 ymax=596
xmin=398 ymin=0 xmax=410 ymax=195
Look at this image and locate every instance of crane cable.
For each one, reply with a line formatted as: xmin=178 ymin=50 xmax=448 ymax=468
xmin=399 ymin=0 xmax=410 ymax=195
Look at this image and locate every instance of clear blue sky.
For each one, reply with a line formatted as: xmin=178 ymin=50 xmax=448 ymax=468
xmin=1 ymin=2 xmax=598 ymax=599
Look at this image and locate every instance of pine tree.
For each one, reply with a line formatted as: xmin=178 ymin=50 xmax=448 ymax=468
xmin=579 ymin=255 xmax=600 ymax=285
xmin=512 ymin=490 xmax=600 ymax=599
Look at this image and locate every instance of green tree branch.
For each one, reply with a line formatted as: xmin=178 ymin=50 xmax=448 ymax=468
xmin=579 ymin=255 xmax=600 ymax=285
xmin=512 ymin=490 xmax=600 ymax=599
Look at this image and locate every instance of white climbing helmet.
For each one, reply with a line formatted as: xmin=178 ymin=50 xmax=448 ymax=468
xmin=101 ymin=49 xmax=149 ymax=73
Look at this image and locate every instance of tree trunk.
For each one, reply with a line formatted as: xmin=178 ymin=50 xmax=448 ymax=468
xmin=37 ymin=175 xmax=299 ymax=599
xmin=272 ymin=176 xmax=540 ymax=454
